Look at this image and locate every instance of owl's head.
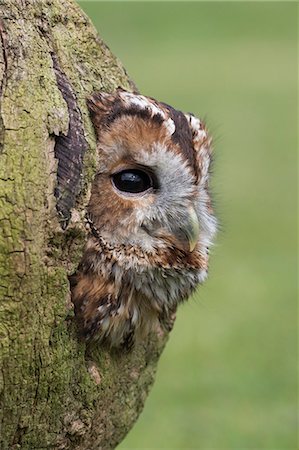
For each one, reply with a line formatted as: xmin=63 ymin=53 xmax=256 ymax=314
xmin=86 ymin=89 xmax=216 ymax=272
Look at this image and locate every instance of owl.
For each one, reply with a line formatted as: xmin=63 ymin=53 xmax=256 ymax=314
xmin=71 ymin=88 xmax=217 ymax=349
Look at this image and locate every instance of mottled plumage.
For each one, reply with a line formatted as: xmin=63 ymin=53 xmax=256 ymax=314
xmin=71 ymin=88 xmax=217 ymax=348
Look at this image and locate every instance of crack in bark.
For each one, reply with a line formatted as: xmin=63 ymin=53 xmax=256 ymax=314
xmin=0 ymin=18 xmax=8 ymax=96
xmin=0 ymin=18 xmax=8 ymax=154
xmin=51 ymin=53 xmax=88 ymax=230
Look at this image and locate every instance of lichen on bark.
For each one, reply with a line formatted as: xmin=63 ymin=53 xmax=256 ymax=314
xmin=0 ymin=1 xmax=168 ymax=448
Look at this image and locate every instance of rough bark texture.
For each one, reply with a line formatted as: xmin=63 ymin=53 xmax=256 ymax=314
xmin=0 ymin=1 xmax=168 ymax=448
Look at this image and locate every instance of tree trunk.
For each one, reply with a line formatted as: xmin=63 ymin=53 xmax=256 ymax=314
xmin=0 ymin=1 xmax=168 ymax=448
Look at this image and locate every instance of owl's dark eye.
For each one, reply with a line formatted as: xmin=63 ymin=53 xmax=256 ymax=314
xmin=112 ymin=169 xmax=153 ymax=194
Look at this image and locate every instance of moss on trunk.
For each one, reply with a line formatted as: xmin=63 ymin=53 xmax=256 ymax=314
xmin=0 ymin=1 xmax=168 ymax=448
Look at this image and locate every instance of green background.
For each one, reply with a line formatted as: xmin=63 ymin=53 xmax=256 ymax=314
xmin=79 ymin=2 xmax=297 ymax=449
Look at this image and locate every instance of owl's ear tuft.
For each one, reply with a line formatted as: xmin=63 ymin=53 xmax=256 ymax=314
xmin=116 ymin=86 xmax=139 ymax=96
xmin=116 ymin=86 xmax=127 ymax=94
xmin=86 ymin=92 xmax=116 ymax=135
xmin=86 ymin=92 xmax=114 ymax=116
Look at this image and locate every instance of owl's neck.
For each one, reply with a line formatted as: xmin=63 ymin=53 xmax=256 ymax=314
xmin=72 ymin=216 xmax=208 ymax=347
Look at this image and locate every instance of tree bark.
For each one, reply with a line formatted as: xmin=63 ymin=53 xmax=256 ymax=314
xmin=0 ymin=1 xmax=168 ymax=448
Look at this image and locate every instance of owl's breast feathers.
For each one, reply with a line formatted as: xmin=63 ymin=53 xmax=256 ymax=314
xmin=71 ymin=234 xmax=208 ymax=348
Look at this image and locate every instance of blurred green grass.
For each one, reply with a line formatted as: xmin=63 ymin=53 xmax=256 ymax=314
xmin=79 ymin=2 xmax=297 ymax=449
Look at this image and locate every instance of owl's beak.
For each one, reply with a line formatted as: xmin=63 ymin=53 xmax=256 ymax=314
xmin=142 ymin=206 xmax=200 ymax=253
xmin=168 ymin=206 xmax=200 ymax=253
xmin=179 ymin=206 xmax=200 ymax=253
xmin=185 ymin=206 xmax=199 ymax=252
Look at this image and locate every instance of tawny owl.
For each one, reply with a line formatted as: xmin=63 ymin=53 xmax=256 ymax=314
xmin=71 ymin=88 xmax=217 ymax=349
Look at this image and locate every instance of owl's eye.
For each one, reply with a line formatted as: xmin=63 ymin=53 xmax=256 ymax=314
xmin=112 ymin=169 xmax=153 ymax=194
